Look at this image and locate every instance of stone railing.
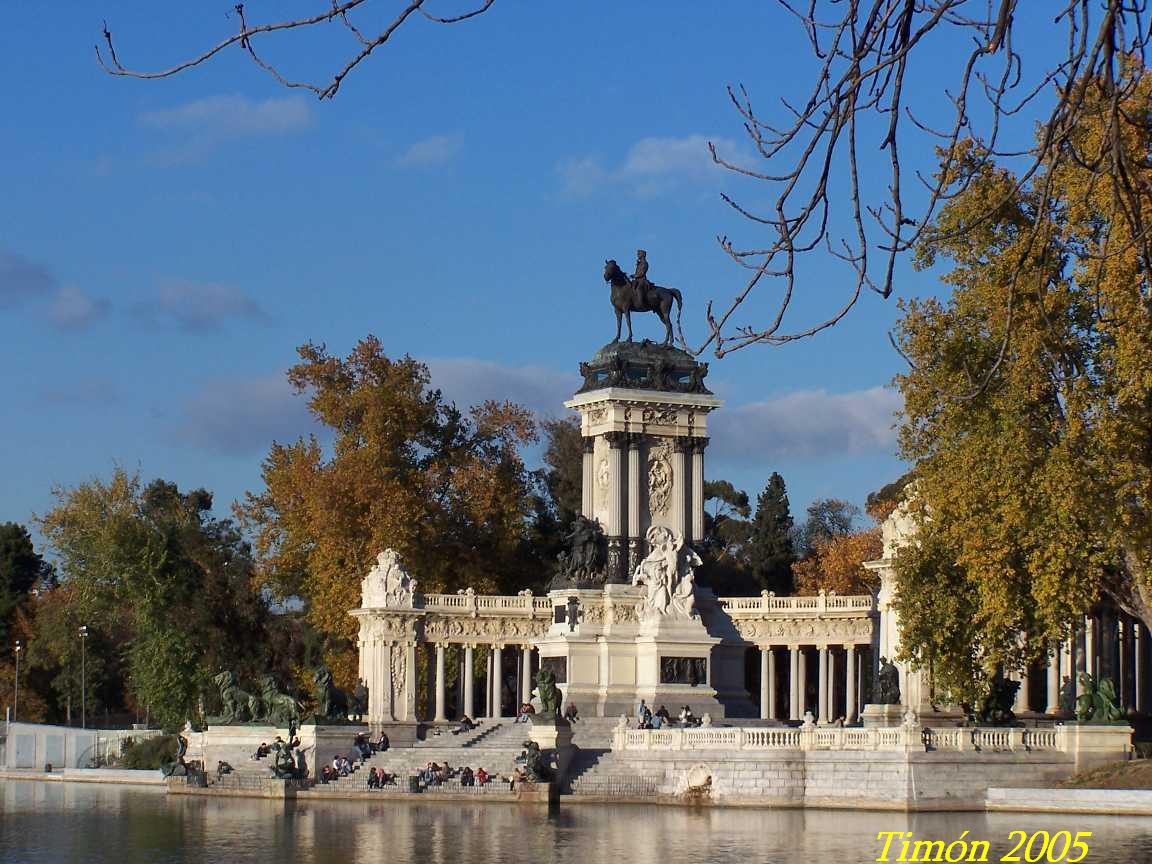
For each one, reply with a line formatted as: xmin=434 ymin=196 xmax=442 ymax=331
xmin=613 ymin=724 xmax=1120 ymax=755
xmin=717 ymin=592 xmax=875 ymax=615
xmin=417 ymin=592 xmax=553 ymax=616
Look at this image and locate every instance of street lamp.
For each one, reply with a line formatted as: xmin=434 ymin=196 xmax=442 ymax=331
xmin=13 ymin=640 xmax=22 ymax=723
xmin=79 ymin=625 xmax=89 ymax=729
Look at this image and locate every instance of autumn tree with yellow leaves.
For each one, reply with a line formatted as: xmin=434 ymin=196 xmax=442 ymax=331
xmin=892 ymin=69 xmax=1152 ymax=704
xmin=239 ymin=337 xmax=544 ymax=684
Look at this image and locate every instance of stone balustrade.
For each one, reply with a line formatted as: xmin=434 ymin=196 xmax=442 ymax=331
xmin=613 ymin=723 xmax=1128 ymax=756
xmin=417 ymin=592 xmax=554 ymax=615
xmin=718 ymin=592 xmax=875 ymax=615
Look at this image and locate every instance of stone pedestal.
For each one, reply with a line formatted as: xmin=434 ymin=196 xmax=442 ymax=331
xmin=296 ymin=723 xmax=369 ymax=780
xmin=538 ymin=584 xmax=728 ymax=718
xmin=528 ymin=716 xmax=575 ymax=787
xmin=860 ymin=704 xmax=904 ymax=728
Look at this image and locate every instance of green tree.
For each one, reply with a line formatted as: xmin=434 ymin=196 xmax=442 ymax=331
xmin=37 ymin=470 xmax=270 ymax=729
xmin=892 ymin=70 xmax=1152 ymax=704
xmin=0 ymin=523 xmax=51 ymax=645
xmin=698 ymin=480 xmax=755 ymax=595
xmin=746 ymin=473 xmax=796 ymax=594
xmin=540 ymin=416 xmax=583 ymax=524
xmin=796 ymin=498 xmax=859 ymax=559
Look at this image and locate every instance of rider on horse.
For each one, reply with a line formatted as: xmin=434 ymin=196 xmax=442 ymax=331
xmin=632 ymin=249 xmax=651 ymax=307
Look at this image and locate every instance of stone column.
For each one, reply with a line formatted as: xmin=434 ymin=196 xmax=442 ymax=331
xmin=627 ymin=435 xmax=643 ymax=572
xmin=798 ymin=648 xmax=808 ymax=716
xmin=463 ymin=644 xmax=475 ymax=719
xmin=690 ymin=438 xmax=709 ymax=543
xmin=768 ymin=648 xmax=778 ymax=720
xmin=605 ymin=433 xmax=625 ymax=537
xmin=1085 ymin=615 xmax=1098 ymax=681
xmin=434 ymin=643 xmax=447 ymax=722
xmin=521 ymin=646 xmax=533 ymax=704
xmin=1046 ymin=642 xmax=1061 ymax=715
xmin=485 ymin=647 xmax=494 ymax=717
xmin=605 ymin=432 xmax=627 ymax=582
xmin=492 ymin=645 xmax=504 ymax=718
xmin=581 ymin=437 xmax=595 ymax=518
xmin=789 ymin=646 xmax=800 ymax=721
xmin=1122 ymin=615 xmax=1135 ymax=709
xmin=759 ymin=647 xmax=771 ymax=720
xmin=672 ymin=437 xmax=691 ymax=539
xmin=1014 ymin=664 xmax=1030 ymax=714
xmin=845 ymin=644 xmax=857 ymax=723
xmin=405 ymin=641 xmax=418 ymax=722
xmin=817 ymin=645 xmax=829 ymax=723
xmin=1136 ymin=625 xmax=1146 ymax=713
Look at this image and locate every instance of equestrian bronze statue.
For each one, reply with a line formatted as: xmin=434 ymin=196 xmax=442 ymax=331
xmin=604 ymin=254 xmax=683 ymax=346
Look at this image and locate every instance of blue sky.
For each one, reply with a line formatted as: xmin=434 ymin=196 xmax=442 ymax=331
xmin=4 ymin=2 xmax=1053 ymax=542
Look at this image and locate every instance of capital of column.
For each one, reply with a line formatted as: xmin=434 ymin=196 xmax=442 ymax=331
xmin=625 ymin=431 xmax=647 ymax=449
xmin=603 ymin=431 xmax=628 ymax=449
xmin=582 ymin=436 xmax=595 ymax=454
xmin=672 ymin=435 xmax=695 ymax=454
xmin=690 ymin=436 xmax=710 ymax=454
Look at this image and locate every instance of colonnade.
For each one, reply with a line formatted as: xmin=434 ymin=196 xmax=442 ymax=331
xmin=755 ymin=642 xmax=870 ymax=724
xmin=427 ymin=642 xmax=538 ymax=722
xmin=1019 ymin=611 xmax=1151 ymax=715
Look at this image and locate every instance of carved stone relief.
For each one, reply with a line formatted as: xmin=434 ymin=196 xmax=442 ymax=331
xmin=647 ymin=441 xmax=672 ymax=515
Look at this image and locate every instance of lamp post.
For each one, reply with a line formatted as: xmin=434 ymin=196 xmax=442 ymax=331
xmin=13 ymin=640 xmax=22 ymax=723
xmin=79 ymin=625 xmax=89 ymax=729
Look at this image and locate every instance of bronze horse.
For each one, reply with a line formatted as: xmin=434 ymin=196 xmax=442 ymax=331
xmin=604 ymin=259 xmax=683 ymax=346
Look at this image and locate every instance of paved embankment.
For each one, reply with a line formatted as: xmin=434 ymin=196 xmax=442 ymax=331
xmin=986 ymin=787 xmax=1152 ymax=815
xmin=0 ymin=768 xmax=164 ymax=786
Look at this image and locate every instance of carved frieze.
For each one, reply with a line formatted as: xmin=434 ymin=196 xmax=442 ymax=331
xmin=642 ymin=406 xmax=678 ymax=425
xmin=423 ymin=614 xmax=549 ymax=643
xmin=730 ymin=615 xmax=873 ymax=644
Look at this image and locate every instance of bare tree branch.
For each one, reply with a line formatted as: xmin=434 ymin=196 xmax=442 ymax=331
xmin=96 ymin=1 xmax=496 ymax=100
xmin=699 ymin=0 xmax=1152 ymax=364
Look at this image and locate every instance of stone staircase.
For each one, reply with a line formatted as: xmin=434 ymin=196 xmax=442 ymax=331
xmin=314 ymin=721 xmax=529 ymax=793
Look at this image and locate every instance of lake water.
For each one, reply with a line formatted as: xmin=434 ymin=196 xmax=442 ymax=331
xmin=1 ymin=781 xmax=1150 ymax=864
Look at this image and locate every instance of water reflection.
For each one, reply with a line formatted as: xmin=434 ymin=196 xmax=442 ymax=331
xmin=0 ymin=781 xmax=1149 ymax=864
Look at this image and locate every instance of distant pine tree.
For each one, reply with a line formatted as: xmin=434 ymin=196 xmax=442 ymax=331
xmin=747 ymin=473 xmax=796 ymax=594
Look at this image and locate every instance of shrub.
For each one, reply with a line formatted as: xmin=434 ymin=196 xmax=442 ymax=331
xmin=121 ymin=735 xmax=177 ymax=770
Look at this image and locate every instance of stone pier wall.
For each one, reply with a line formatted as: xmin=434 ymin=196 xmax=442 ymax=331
xmin=581 ymin=749 xmax=1077 ymax=810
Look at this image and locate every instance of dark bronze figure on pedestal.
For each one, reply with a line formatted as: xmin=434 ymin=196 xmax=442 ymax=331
xmin=604 ymin=256 xmax=683 ymax=346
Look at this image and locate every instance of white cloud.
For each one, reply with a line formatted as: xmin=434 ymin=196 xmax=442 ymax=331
xmin=394 ymin=135 xmax=463 ymax=168
xmin=49 ymin=286 xmax=111 ymax=329
xmin=425 ymin=358 xmax=581 ymax=418
xmin=139 ymin=94 xmax=313 ymax=138
xmin=710 ymin=387 xmax=902 ymax=463
xmin=178 ymin=375 xmax=316 ymax=455
xmin=139 ymin=278 xmax=266 ymax=330
xmin=558 ymin=134 xmax=743 ymax=198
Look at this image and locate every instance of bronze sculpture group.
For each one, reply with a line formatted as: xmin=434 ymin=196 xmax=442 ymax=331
xmin=208 ymin=665 xmax=366 ymax=726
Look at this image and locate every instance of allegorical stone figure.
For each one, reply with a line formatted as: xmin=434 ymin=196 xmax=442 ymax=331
xmin=632 ymin=525 xmax=701 ymax=623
